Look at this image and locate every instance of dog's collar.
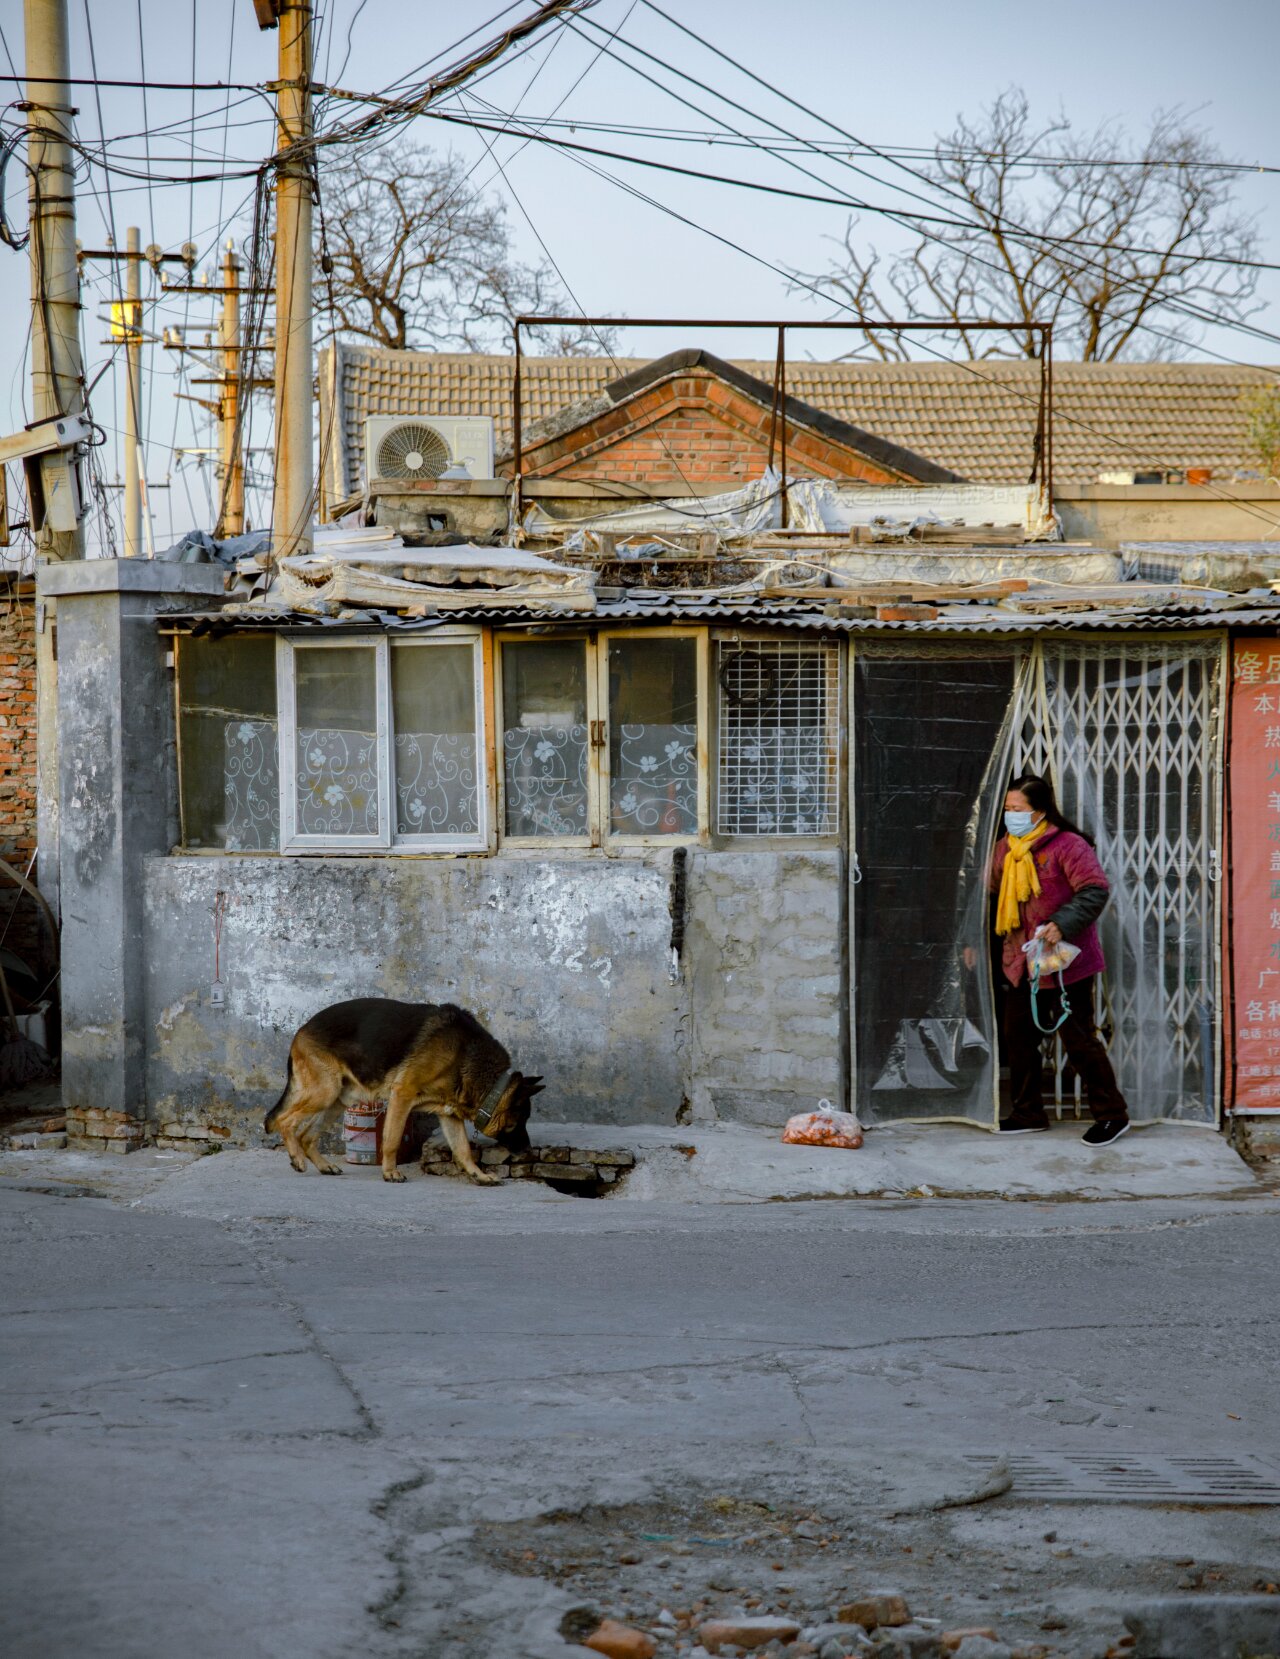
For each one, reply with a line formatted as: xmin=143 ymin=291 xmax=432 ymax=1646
xmin=474 ymin=1070 xmax=514 ymax=1135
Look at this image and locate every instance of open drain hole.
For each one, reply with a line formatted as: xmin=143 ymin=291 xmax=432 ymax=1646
xmin=543 ymin=1175 xmax=607 ymax=1199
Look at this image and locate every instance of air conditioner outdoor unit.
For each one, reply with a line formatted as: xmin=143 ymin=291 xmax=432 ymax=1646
xmin=364 ymin=415 xmax=494 ymax=484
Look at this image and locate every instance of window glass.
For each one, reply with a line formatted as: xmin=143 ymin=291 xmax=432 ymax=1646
xmin=390 ymin=644 xmax=479 ymax=838
xmin=178 ymin=634 xmax=278 ymax=850
xmin=502 ymin=641 xmax=589 ymax=838
xmin=608 ymin=637 xmax=698 ymax=836
xmin=293 ymin=646 xmax=379 ymax=836
xmin=717 ymin=640 xmax=839 ymax=835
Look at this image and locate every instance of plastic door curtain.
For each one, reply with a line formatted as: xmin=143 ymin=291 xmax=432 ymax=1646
xmin=851 ymin=644 xmax=1024 ymax=1124
xmin=1016 ymin=639 xmax=1224 ymax=1122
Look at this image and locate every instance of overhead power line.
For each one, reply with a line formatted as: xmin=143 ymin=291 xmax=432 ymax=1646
xmin=425 ymin=107 xmax=1280 ymax=274
xmin=561 ymin=7 xmax=1280 ymax=360
xmin=0 ymin=74 xmax=264 ymax=91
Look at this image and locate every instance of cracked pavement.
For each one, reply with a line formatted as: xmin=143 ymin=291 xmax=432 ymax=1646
xmin=1 ymin=1154 xmax=1278 ymax=1658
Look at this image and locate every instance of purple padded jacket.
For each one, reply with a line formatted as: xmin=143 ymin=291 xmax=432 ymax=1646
xmin=990 ymin=823 xmax=1109 ymax=988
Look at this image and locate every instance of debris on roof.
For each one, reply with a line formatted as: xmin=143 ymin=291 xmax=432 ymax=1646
xmin=231 ymin=534 xmax=595 ymax=618
xmin=526 ymin=473 xmax=1057 ymax=549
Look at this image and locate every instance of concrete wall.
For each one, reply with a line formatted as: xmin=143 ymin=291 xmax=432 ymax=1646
xmin=140 ymin=848 xmax=849 ymax=1140
xmin=39 ymin=561 xmax=230 ymax=1119
xmin=685 ymin=849 xmax=845 ymax=1125
xmin=144 ymin=853 xmax=689 ymax=1135
xmin=1055 ymin=484 xmax=1280 ymax=543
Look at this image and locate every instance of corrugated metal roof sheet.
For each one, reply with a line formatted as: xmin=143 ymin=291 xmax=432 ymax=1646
xmin=168 ymin=597 xmax=1279 ymax=637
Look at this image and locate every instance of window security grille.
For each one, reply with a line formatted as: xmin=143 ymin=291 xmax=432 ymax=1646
xmin=716 ymin=640 xmax=839 ymax=835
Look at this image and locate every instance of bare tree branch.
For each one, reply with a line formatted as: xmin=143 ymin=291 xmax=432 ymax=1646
xmin=315 ymin=141 xmax=617 ymax=356
xmin=787 ymin=89 xmax=1262 ymax=361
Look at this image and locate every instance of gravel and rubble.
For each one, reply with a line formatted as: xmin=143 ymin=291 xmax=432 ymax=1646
xmin=437 ymin=1484 xmax=1280 ymax=1659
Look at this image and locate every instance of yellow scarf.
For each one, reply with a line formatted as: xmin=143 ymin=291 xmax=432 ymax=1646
xmin=995 ymin=819 xmax=1048 ymax=936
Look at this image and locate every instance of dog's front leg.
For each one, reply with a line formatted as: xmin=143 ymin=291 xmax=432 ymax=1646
xmin=380 ymin=1085 xmax=418 ymax=1183
xmin=439 ymin=1113 xmax=500 ymax=1185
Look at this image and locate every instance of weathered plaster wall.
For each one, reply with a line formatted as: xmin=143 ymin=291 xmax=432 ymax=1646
xmin=57 ymin=590 xmax=179 ymax=1113
xmin=141 ymin=848 xmax=850 ymax=1138
xmin=143 ymin=853 xmax=687 ymax=1135
xmin=685 ymin=849 xmax=845 ymax=1125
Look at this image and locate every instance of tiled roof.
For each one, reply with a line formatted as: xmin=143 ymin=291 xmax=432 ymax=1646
xmin=321 ymin=345 xmax=1277 ymax=496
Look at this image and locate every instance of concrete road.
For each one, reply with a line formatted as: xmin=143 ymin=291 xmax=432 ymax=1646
xmin=2 ymin=1158 xmax=1279 ymax=1658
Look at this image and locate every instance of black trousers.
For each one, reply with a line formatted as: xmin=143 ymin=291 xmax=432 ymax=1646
xmin=1003 ymin=974 xmax=1129 ymax=1125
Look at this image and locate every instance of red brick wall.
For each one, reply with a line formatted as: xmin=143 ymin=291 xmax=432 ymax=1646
xmin=517 ymin=372 xmax=906 ymax=489
xmin=0 ymin=582 xmax=40 ymax=971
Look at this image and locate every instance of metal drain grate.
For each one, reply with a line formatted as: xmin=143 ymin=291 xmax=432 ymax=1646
xmin=964 ymin=1453 xmax=1280 ymax=1504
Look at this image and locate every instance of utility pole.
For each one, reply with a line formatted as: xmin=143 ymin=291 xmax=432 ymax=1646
xmin=267 ymin=0 xmax=314 ymax=561
xmin=123 ymin=226 xmax=143 ymax=556
xmin=24 ymin=0 xmax=85 ymax=560
xmin=218 ymin=244 xmax=245 ymax=536
xmin=162 ymin=240 xmax=273 ymax=537
xmin=81 ymin=235 xmax=193 ymax=554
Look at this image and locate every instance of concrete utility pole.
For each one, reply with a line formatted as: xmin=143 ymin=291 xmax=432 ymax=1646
xmin=219 ymin=244 xmax=246 ymax=536
xmin=123 ymin=226 xmax=143 ymax=557
xmin=24 ymin=0 xmax=85 ymax=560
xmin=270 ymin=0 xmax=314 ymax=561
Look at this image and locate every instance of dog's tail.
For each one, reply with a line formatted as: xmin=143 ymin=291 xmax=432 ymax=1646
xmin=264 ymin=1052 xmax=293 ymax=1133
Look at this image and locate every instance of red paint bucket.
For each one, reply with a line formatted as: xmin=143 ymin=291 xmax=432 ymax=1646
xmin=343 ymin=1100 xmax=426 ymax=1165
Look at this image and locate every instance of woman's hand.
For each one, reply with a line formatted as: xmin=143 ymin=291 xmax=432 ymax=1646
xmin=963 ymin=946 xmax=977 ymax=970
xmin=1038 ymin=922 xmax=1063 ymax=945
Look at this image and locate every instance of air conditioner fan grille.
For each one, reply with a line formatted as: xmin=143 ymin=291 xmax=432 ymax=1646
xmin=376 ymin=423 xmax=451 ymax=480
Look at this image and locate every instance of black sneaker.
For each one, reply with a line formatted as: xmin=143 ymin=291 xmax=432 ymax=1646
xmin=1082 ymin=1119 xmax=1130 ymax=1148
xmin=999 ymin=1117 xmax=1050 ymax=1134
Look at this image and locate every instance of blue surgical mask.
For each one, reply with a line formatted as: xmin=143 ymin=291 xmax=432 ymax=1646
xmin=1005 ymin=810 xmax=1038 ymax=838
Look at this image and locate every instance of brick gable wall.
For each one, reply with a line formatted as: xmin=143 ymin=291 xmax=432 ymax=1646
xmin=514 ymin=371 xmax=907 ymax=489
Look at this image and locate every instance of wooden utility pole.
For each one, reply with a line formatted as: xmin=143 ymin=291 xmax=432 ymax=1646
xmin=82 ymin=234 xmax=192 ymax=552
xmin=218 ymin=244 xmax=245 ymax=536
xmin=161 ymin=239 xmax=272 ymax=537
xmin=123 ymin=226 xmax=143 ymax=556
xmin=270 ymin=0 xmax=313 ymax=561
xmin=24 ymin=0 xmax=84 ymax=559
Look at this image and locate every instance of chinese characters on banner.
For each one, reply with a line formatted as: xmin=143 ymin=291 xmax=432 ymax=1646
xmin=1230 ymin=639 xmax=1280 ymax=1111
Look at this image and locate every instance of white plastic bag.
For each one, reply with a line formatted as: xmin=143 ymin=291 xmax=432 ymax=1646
xmin=782 ymin=1098 xmax=864 ymax=1149
xmin=1021 ymin=929 xmax=1080 ymax=979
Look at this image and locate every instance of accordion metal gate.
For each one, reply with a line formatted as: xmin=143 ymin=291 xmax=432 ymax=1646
xmin=1014 ymin=637 xmax=1226 ymax=1123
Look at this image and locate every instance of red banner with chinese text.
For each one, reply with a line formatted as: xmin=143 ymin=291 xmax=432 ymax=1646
xmin=1229 ymin=638 xmax=1280 ymax=1112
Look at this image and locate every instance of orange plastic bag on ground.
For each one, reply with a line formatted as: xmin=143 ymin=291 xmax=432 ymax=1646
xmin=782 ymin=1099 xmax=863 ymax=1149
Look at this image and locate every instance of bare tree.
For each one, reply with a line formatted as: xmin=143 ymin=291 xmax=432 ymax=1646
xmin=788 ymin=90 xmax=1262 ymax=361
xmin=1243 ymin=385 xmax=1280 ymax=479
xmin=316 ymin=141 xmax=614 ymax=355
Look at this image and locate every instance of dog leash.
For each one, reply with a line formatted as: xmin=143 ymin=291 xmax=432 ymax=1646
xmin=1030 ymin=961 xmax=1071 ymax=1036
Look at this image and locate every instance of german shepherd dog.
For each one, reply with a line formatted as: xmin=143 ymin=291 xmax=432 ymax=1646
xmin=265 ymin=999 xmax=543 ymax=1184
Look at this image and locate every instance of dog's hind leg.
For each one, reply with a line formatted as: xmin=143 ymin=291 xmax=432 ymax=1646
xmin=274 ymin=1041 xmax=343 ymax=1174
xmin=298 ymin=1112 xmax=343 ymax=1175
xmin=439 ymin=1112 xmax=500 ymax=1186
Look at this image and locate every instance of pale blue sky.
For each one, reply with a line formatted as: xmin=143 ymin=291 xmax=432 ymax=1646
xmin=0 ymin=0 xmax=1276 ymax=545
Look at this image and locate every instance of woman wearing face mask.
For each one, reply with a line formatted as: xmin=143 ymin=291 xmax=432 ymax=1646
xmin=992 ymin=773 xmax=1130 ymax=1146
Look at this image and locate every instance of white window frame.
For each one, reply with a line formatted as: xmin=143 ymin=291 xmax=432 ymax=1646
xmin=276 ymin=631 xmax=487 ymax=855
xmin=390 ymin=635 xmax=489 ymax=853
